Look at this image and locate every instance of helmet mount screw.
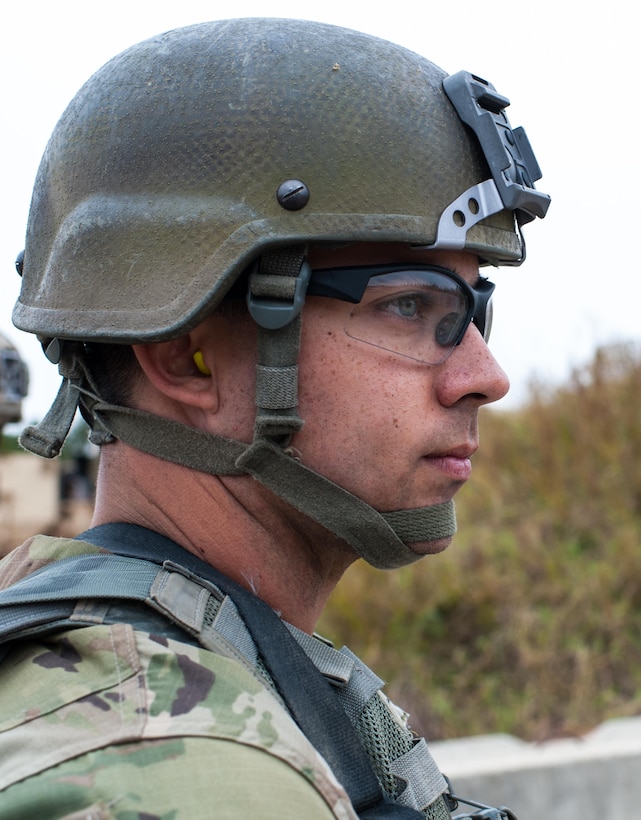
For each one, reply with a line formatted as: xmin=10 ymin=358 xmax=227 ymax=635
xmin=277 ymin=179 xmax=310 ymax=211
xmin=15 ymin=250 xmax=24 ymax=276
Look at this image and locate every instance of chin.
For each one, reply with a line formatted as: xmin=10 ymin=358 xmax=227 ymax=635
xmin=407 ymin=536 xmax=453 ymax=557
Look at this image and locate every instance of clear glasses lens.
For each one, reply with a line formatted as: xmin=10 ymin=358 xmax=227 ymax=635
xmin=345 ymin=269 xmax=486 ymax=365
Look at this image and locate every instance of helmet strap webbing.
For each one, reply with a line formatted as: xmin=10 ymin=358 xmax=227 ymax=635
xmin=89 ymin=400 xmax=457 ymax=569
xmin=93 ymin=240 xmax=457 ymax=566
xmin=243 ymin=246 xmax=457 ymax=566
xmin=20 ymin=365 xmax=456 ymax=568
xmin=250 ymin=246 xmax=307 ymax=444
xmin=18 ymin=339 xmax=98 ymax=458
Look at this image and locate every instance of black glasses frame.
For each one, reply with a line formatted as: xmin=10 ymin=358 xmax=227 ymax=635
xmin=307 ymin=264 xmax=495 ymax=345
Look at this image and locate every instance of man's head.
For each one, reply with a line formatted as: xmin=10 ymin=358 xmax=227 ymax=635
xmin=13 ymin=18 xmax=549 ymax=567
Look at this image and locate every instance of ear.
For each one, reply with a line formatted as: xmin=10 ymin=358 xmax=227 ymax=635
xmin=132 ymin=333 xmax=219 ymax=412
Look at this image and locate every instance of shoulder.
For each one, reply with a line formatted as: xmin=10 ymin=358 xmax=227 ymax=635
xmin=0 ymin=622 xmax=356 ymax=818
xmin=2 ymin=736 xmax=353 ymax=818
xmin=0 ymin=533 xmax=105 ymax=589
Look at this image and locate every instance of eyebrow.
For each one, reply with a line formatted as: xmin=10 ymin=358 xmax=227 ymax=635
xmin=447 ymin=266 xmax=483 ymax=288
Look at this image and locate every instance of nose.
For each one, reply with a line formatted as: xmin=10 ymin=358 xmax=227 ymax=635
xmin=437 ymin=323 xmax=510 ymax=407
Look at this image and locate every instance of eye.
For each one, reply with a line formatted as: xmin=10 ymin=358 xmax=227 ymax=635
xmin=391 ymin=295 xmax=420 ymax=318
xmin=374 ymin=291 xmax=431 ymax=321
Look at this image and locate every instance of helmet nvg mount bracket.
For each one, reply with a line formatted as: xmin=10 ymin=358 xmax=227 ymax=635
xmin=13 ymin=18 xmax=549 ymax=569
xmin=433 ymin=70 xmax=549 ymax=252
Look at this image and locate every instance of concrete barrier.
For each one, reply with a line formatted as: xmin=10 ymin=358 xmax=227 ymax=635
xmin=430 ymin=716 xmax=641 ymax=819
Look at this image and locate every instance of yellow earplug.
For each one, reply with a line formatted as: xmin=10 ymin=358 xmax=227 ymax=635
xmin=193 ymin=350 xmax=211 ymax=376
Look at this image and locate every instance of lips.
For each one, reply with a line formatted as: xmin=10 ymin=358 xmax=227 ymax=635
xmin=430 ymin=455 xmax=472 ymax=481
xmin=424 ymin=444 xmax=477 ymax=482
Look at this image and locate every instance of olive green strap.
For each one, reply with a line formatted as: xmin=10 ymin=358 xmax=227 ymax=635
xmin=236 ymin=438 xmax=455 ymax=569
xmin=249 ymin=247 xmax=308 ymax=444
xmin=84 ymin=402 xmax=456 ymax=569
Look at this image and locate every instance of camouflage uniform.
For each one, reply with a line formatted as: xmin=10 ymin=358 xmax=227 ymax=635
xmin=0 ymin=536 xmax=358 ymax=819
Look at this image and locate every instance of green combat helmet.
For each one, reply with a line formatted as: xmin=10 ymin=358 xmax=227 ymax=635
xmin=13 ymin=18 xmax=549 ymax=568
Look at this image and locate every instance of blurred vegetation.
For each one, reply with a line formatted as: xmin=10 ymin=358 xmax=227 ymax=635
xmin=319 ymin=342 xmax=641 ymax=743
xmin=0 ymin=434 xmax=22 ymax=454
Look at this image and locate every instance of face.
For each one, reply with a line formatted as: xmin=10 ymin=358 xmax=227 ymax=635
xmin=204 ymin=242 xmax=509 ymax=556
xmin=289 ymin=242 xmax=509 ymax=553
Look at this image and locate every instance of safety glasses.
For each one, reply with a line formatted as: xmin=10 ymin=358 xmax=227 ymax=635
xmin=306 ymin=264 xmax=494 ymax=365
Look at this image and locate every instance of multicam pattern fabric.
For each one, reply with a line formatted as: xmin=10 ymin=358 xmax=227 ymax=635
xmin=0 ymin=536 xmax=357 ymax=819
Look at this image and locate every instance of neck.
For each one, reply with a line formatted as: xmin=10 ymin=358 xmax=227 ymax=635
xmin=91 ymin=442 xmax=357 ymax=633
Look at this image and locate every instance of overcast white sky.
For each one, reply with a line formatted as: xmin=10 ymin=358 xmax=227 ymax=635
xmin=1 ymin=1 xmax=638 ymax=427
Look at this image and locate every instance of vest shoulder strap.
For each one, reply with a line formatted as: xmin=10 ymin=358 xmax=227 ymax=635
xmin=0 ymin=537 xmax=428 ymax=819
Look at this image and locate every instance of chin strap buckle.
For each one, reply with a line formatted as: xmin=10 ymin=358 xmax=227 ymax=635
xmin=247 ymin=248 xmax=312 ymax=330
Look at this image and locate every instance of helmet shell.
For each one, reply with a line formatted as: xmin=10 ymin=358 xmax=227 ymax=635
xmin=14 ymin=18 xmax=521 ymax=343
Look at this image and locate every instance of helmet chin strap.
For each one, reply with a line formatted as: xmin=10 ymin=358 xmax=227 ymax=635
xmin=85 ymin=400 xmax=457 ymax=570
xmin=19 ymin=248 xmax=456 ymax=570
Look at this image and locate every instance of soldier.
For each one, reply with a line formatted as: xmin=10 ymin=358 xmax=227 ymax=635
xmin=0 ymin=332 xmax=28 ymax=434
xmin=0 ymin=18 xmax=548 ymax=818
